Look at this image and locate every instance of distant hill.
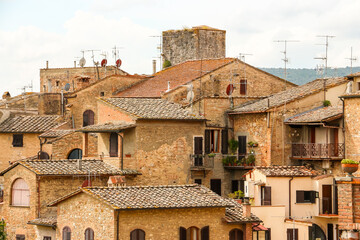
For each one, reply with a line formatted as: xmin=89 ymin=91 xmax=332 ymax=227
xmin=261 ymin=67 xmax=360 ymax=86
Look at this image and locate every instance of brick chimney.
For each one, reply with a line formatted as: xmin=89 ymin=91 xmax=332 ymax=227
xmin=108 ymin=176 xmax=126 ymax=187
xmin=152 ymin=60 xmax=156 ymax=74
xmin=242 ymin=199 xmax=251 ymax=218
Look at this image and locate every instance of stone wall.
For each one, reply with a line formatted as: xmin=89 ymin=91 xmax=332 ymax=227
xmin=37 ymin=93 xmax=62 ymax=115
xmin=344 ymin=97 xmax=360 ymax=163
xmin=162 ymin=27 xmax=226 ymax=66
xmin=40 ymin=66 xmax=126 ymax=93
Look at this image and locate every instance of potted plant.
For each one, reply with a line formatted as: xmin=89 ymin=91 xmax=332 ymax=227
xmin=208 ymin=153 xmax=216 ymax=158
xmin=247 ymin=154 xmax=256 ymax=166
xmin=248 ymin=141 xmax=258 ymax=147
xmin=238 ymin=157 xmax=246 ymax=166
xmin=222 ymin=157 xmax=230 ymax=166
xmin=341 ymin=159 xmax=359 ymax=176
xmin=229 ymin=156 xmax=237 ymax=166
xmin=228 ymin=139 xmax=239 ymax=155
xmin=228 ymin=190 xmax=245 ymax=204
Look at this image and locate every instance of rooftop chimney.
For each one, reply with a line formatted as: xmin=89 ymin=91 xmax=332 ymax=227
xmin=74 ymin=60 xmax=77 ymax=68
xmin=108 ymin=176 xmax=126 ymax=187
xmin=46 ymin=61 xmax=49 ymax=69
xmin=242 ymin=199 xmax=251 ymax=218
xmin=77 ymin=159 xmax=82 ymax=171
xmin=152 ymin=60 xmax=156 ymax=74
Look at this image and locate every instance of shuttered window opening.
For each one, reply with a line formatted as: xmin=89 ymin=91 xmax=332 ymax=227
xmin=12 ymin=178 xmax=30 ymax=206
xmin=109 ymin=132 xmax=119 ymax=157
xmin=85 ymin=228 xmax=94 ymax=240
xmin=194 ymin=137 xmax=203 ymax=166
xmin=287 ymin=228 xmax=298 ymax=240
xmin=130 ymin=229 xmax=145 ymax=240
xmin=12 ymin=134 xmax=23 ymax=147
xmin=179 ymin=226 xmax=209 ymax=240
xmin=83 ymin=110 xmax=95 ymax=127
xmin=43 ymin=237 xmax=51 ymax=240
xmin=296 ymin=190 xmax=316 ymax=203
xmin=205 ymin=130 xmax=221 ymax=153
xmin=238 ymin=136 xmax=247 ymax=156
xmin=62 ymin=227 xmax=71 ymax=240
xmin=221 ymin=129 xmax=228 ymax=154
xmin=229 ymin=228 xmax=243 ymax=240
xmin=240 ymin=79 xmax=247 ymax=95
xmin=261 ymin=186 xmax=271 ymax=206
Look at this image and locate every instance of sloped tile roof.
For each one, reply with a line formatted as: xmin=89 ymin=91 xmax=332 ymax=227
xmin=49 ymin=184 xmax=234 ymax=209
xmin=78 ymin=121 xmax=136 ymax=132
xmin=224 ymin=199 xmax=261 ymax=223
xmin=230 ymin=77 xmax=347 ymax=114
xmin=28 ymin=217 xmax=57 ymax=227
xmin=254 ymin=166 xmax=319 ymax=177
xmin=0 ymin=115 xmax=62 ymax=133
xmin=115 ymin=58 xmax=235 ymax=97
xmin=285 ymin=105 xmax=343 ymax=124
xmin=101 ymin=98 xmax=204 ymax=120
xmin=39 ymin=129 xmax=75 ymax=138
xmin=0 ymin=159 xmax=140 ymax=176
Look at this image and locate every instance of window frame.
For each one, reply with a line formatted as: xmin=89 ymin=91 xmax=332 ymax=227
xmin=83 ymin=110 xmax=95 ymax=127
xmin=240 ymin=79 xmax=247 ymax=95
xmin=62 ymin=226 xmax=71 ymax=240
xmin=84 ymin=228 xmax=94 ymax=240
xmin=205 ymin=129 xmax=220 ymax=153
xmin=261 ymin=186 xmax=271 ymax=206
xmin=296 ymin=190 xmax=316 ymax=204
xmin=11 ymin=178 xmax=30 ymax=207
xmin=12 ymin=134 xmax=23 ymax=147
xmin=130 ymin=229 xmax=145 ymax=240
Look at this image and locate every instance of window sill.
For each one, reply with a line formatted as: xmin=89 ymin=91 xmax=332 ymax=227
xmin=295 ymin=202 xmax=315 ymax=205
xmin=9 ymin=205 xmax=30 ymax=208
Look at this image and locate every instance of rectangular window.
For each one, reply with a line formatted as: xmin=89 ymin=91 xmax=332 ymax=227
xmin=231 ymin=180 xmax=244 ymax=193
xmin=205 ymin=130 xmax=220 ymax=153
xmin=16 ymin=235 xmax=25 ymax=240
xmin=221 ymin=129 xmax=228 ymax=154
xmin=194 ymin=137 xmax=203 ymax=166
xmin=296 ymin=190 xmax=316 ymax=203
xmin=287 ymin=229 xmax=298 ymax=240
xmin=210 ymin=179 xmax=222 ymax=196
xmin=240 ymin=79 xmax=247 ymax=95
xmin=238 ymin=136 xmax=247 ymax=156
xmin=43 ymin=237 xmax=51 ymax=240
xmin=261 ymin=186 xmax=271 ymax=206
xmin=100 ymin=92 xmax=105 ymax=97
xmin=357 ymin=82 xmax=360 ymax=91
xmin=194 ymin=179 xmax=202 ymax=185
xmin=12 ymin=134 xmax=23 ymax=147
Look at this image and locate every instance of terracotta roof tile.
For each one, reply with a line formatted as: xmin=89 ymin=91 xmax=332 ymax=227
xmin=78 ymin=121 xmax=136 ymax=132
xmin=254 ymin=166 xmax=319 ymax=177
xmin=0 ymin=115 xmax=62 ymax=133
xmin=39 ymin=129 xmax=75 ymax=138
xmin=224 ymin=199 xmax=261 ymax=223
xmin=101 ymin=98 xmax=204 ymax=120
xmin=0 ymin=159 xmax=140 ymax=176
xmin=285 ymin=106 xmax=343 ymax=124
xmin=116 ymin=58 xmax=235 ymax=97
xmin=231 ymin=77 xmax=347 ymax=114
xmin=28 ymin=217 xmax=57 ymax=227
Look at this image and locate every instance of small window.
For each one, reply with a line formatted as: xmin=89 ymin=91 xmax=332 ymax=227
xmin=16 ymin=235 xmax=25 ymax=240
xmin=357 ymin=82 xmax=360 ymax=91
xmin=240 ymin=79 xmax=247 ymax=95
xmin=130 ymin=229 xmax=145 ymax=240
xmin=187 ymin=227 xmax=199 ymax=240
xmin=296 ymin=191 xmax=316 ymax=203
xmin=62 ymin=226 xmax=71 ymax=240
xmin=238 ymin=136 xmax=247 ymax=156
xmin=109 ymin=132 xmax=118 ymax=157
xmin=83 ymin=110 xmax=95 ymax=127
xmin=229 ymin=228 xmax=243 ymax=240
xmin=205 ymin=130 xmax=220 ymax=153
xmin=85 ymin=228 xmax=94 ymax=240
xmin=68 ymin=149 xmax=82 ymax=159
xmin=43 ymin=237 xmax=51 ymax=240
xmin=12 ymin=134 xmax=23 ymax=147
xmin=12 ymin=178 xmax=30 ymax=206
xmin=261 ymin=186 xmax=271 ymax=206
xmin=210 ymin=179 xmax=221 ymax=196
xmin=287 ymin=228 xmax=298 ymax=240
xmin=194 ymin=179 xmax=202 ymax=185
xmin=56 ymin=81 xmax=60 ymax=87
xmin=100 ymin=92 xmax=105 ymax=97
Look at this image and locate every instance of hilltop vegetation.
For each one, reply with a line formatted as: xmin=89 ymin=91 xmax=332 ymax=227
xmin=261 ymin=67 xmax=360 ymax=85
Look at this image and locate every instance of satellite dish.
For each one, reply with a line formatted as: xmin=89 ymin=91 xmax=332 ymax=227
xmin=101 ymin=59 xmax=107 ymax=67
xmin=116 ymin=59 xmax=122 ymax=68
xmin=79 ymin=57 xmax=86 ymax=67
xmin=226 ymin=84 xmax=234 ymax=96
xmin=64 ymin=83 xmax=71 ymax=91
xmin=187 ymin=90 xmax=194 ymax=102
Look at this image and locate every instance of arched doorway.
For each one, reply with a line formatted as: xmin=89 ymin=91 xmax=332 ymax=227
xmin=68 ymin=149 xmax=82 ymax=159
xmin=83 ymin=110 xmax=95 ymax=127
xmin=229 ymin=228 xmax=243 ymax=240
xmin=309 ymin=224 xmax=326 ymax=240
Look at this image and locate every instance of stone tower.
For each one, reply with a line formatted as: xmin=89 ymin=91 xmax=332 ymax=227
xmin=162 ymin=25 xmax=226 ymax=66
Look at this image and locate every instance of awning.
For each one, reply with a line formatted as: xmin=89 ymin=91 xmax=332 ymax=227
xmin=77 ymin=122 xmax=136 ymax=133
xmin=252 ymin=223 xmax=268 ymax=231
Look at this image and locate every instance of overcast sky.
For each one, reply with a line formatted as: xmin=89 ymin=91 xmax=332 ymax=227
xmin=1 ymin=0 xmax=359 ymax=96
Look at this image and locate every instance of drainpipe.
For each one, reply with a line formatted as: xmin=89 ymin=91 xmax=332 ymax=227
xmin=117 ymin=132 xmax=124 ymax=170
xmin=340 ymin=97 xmax=345 ymax=157
xmin=38 ymin=137 xmax=47 ymax=158
xmin=116 ymin=210 xmax=120 ymax=240
xmin=289 ymin=177 xmax=294 ymax=219
xmin=37 ymin=176 xmax=41 ymax=218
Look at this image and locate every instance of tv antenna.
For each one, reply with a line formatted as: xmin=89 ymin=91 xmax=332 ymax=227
xmin=150 ymin=35 xmax=162 ymax=71
xmin=238 ymin=53 xmax=252 ymax=100
xmin=345 ymin=47 xmax=357 ymax=74
xmin=274 ymin=40 xmax=299 ymax=85
xmin=79 ymin=50 xmax=86 ymax=67
xmin=314 ymin=35 xmax=335 ymax=78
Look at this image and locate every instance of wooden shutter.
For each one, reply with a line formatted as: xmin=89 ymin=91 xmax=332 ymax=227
xmin=201 ymin=226 xmax=209 ymax=240
xmin=238 ymin=136 xmax=247 ymax=155
xmin=180 ymin=227 xmax=187 ymax=240
xmin=194 ymin=137 xmax=203 ymax=154
xmin=83 ymin=110 xmax=95 ymax=127
xmin=240 ymin=80 xmax=247 ymax=95
xmin=296 ymin=191 xmax=304 ymax=203
xmin=287 ymin=229 xmax=298 ymax=240
xmin=262 ymin=186 xmax=271 ymax=205
xmin=205 ymin=130 xmax=211 ymax=154
xmin=109 ymin=132 xmax=118 ymax=157
xmin=310 ymin=191 xmax=317 ymax=204
xmin=221 ymin=129 xmax=228 ymax=154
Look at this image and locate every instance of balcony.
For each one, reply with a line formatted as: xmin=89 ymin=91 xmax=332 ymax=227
xmin=222 ymin=154 xmax=255 ymax=170
xmin=189 ymin=154 xmax=214 ymax=171
xmin=291 ymin=143 xmax=344 ymax=160
xmin=315 ymin=197 xmax=338 ymax=218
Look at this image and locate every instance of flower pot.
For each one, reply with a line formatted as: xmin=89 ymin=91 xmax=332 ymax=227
xmin=342 ymin=163 xmax=359 ymax=176
xmin=235 ymin=199 xmax=242 ymax=204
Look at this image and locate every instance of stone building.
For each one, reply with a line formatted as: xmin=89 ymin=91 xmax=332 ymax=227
xmin=49 ymin=184 xmax=261 ymax=240
xmin=40 ymin=64 xmax=127 ymax=93
xmin=228 ymin=77 xmax=348 ymax=170
xmin=0 ymin=158 xmax=139 ymax=240
xmin=162 ymin=25 xmax=226 ymax=66
xmin=245 ymin=166 xmax=338 ymax=240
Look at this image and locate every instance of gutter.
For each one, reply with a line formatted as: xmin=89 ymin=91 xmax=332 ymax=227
xmin=117 ymin=132 xmax=124 ymax=170
xmin=289 ymin=177 xmax=294 ymax=219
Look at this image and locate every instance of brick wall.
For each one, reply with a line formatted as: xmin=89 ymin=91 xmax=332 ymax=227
xmin=51 ymin=132 xmax=83 ymax=159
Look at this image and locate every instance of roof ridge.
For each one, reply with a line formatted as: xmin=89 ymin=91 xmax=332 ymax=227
xmin=83 ymin=184 xmax=199 ymax=189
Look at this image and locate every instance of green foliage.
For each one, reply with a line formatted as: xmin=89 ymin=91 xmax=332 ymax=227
xmin=0 ymin=219 xmax=6 ymax=240
xmin=222 ymin=156 xmax=237 ymax=165
xmin=248 ymin=141 xmax=258 ymax=147
xmin=207 ymin=153 xmax=216 ymax=158
xmin=228 ymin=139 xmax=238 ymax=154
xmin=228 ymin=190 xmax=245 ymax=199
xmin=323 ymin=100 xmax=331 ymax=107
xmin=341 ymin=159 xmax=359 ymax=165
xmin=163 ymin=60 xmax=172 ymax=68
xmin=246 ymin=154 xmax=256 ymax=165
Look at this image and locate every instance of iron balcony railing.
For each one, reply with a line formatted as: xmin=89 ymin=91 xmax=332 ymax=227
xmin=291 ymin=143 xmax=344 ymax=159
xmin=189 ymin=154 xmax=214 ymax=169
xmin=318 ymin=197 xmax=338 ymax=215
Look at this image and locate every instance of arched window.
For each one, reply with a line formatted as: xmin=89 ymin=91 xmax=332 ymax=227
xmin=130 ymin=229 xmax=145 ymax=240
xmin=109 ymin=132 xmax=118 ymax=157
xmin=229 ymin=228 xmax=243 ymax=240
xmin=12 ymin=178 xmax=29 ymax=206
xmin=62 ymin=226 xmax=71 ymax=240
xmin=85 ymin=228 xmax=94 ymax=240
xmin=39 ymin=151 xmax=50 ymax=159
xmin=83 ymin=110 xmax=95 ymax=127
xmin=68 ymin=149 xmax=83 ymax=159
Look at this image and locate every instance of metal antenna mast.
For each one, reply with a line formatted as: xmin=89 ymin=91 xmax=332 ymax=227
xmin=238 ymin=53 xmax=252 ymax=100
xmin=150 ymin=35 xmax=162 ymax=71
xmin=346 ymin=47 xmax=357 ymax=74
xmin=315 ymin=35 xmax=335 ymax=78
